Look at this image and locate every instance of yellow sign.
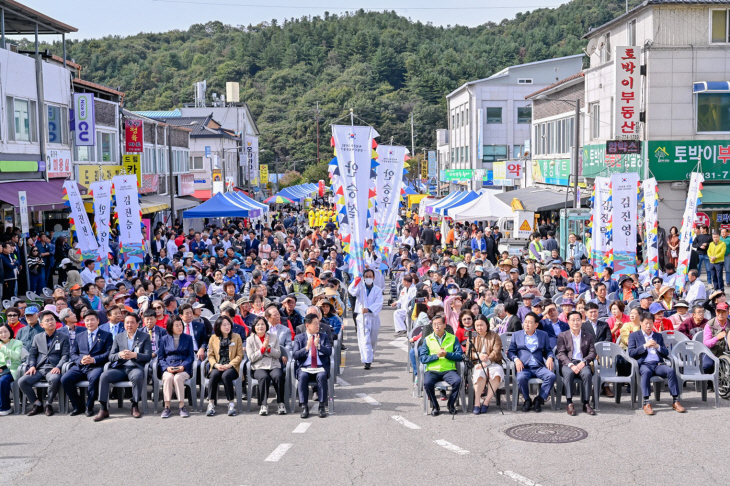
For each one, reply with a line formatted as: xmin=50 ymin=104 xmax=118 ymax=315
xmin=77 ymin=164 xmax=123 ymax=188
xmin=212 ymin=169 xmax=222 ymax=182
xmin=421 ymin=160 xmax=428 ymax=178
xmin=510 ymin=198 xmax=525 ymax=211
xmin=519 ymin=219 xmax=532 ymax=231
xmin=122 ymin=154 xmax=141 ymax=186
xmin=251 ymin=177 xmax=258 ymax=185
xmin=259 ymin=165 xmax=269 ymax=185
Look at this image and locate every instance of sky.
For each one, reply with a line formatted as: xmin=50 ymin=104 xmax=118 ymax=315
xmin=20 ymin=0 xmax=568 ymax=40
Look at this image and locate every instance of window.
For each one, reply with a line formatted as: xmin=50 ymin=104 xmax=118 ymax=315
xmin=96 ymin=131 xmax=116 ymax=162
xmin=534 ymin=116 xmax=576 ymax=155
xmin=486 ymin=107 xmax=502 ymax=124
xmin=482 ymin=145 xmax=508 ymax=162
xmin=513 ymin=145 xmax=524 ymax=159
xmin=697 ymin=93 xmax=730 ymax=131
xmin=627 ymin=19 xmax=636 ymax=45
xmin=517 ymin=78 xmax=533 ymax=84
xmin=517 ymin=106 xmax=532 ymax=124
xmin=191 ymin=155 xmax=204 ymax=170
xmin=46 ymin=104 xmax=68 ymax=145
xmin=590 ymin=102 xmax=601 ymax=140
xmin=602 ymin=32 xmax=612 ymax=63
xmin=451 ymin=114 xmax=455 ymax=129
xmin=466 ymin=145 xmax=469 ymax=162
xmin=7 ymin=97 xmax=37 ymax=142
xmin=712 ymin=9 xmax=730 ymax=43
xmin=461 ymin=109 xmax=465 ymax=127
xmin=466 ymin=108 xmax=469 ymax=124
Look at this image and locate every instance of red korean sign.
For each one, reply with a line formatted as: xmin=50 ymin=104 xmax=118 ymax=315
xmin=614 ymin=46 xmax=640 ymax=138
xmin=125 ymin=119 xmax=144 ymax=153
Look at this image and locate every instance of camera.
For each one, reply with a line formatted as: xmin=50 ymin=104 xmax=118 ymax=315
xmin=415 ymin=297 xmax=427 ymax=304
xmin=465 ymin=330 xmax=477 ymax=338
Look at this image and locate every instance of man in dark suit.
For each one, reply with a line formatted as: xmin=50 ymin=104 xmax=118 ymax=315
xmin=151 ymin=232 xmax=165 ymax=259
xmin=539 ymin=301 xmax=569 ymax=349
xmin=18 ymin=311 xmax=70 ymax=416
xmin=96 ymin=313 xmax=152 ymax=421
xmin=582 ymin=301 xmax=614 ymax=398
xmin=629 ymin=312 xmax=686 ymax=415
xmin=508 ymin=311 xmax=556 ymax=413
xmin=141 ymin=309 xmax=167 ymax=358
xmin=556 ymin=311 xmax=597 ymax=416
xmin=179 ymin=303 xmax=209 ymax=361
xmin=292 ymin=313 xmax=332 ymax=419
xmin=61 ymin=310 xmax=113 ymax=416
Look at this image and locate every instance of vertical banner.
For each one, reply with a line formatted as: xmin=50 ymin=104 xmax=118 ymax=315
xmin=590 ymin=176 xmax=612 ymax=272
xmin=642 ymin=178 xmax=659 ymax=280
xmin=427 ymin=151 xmax=437 ymax=178
xmin=112 ymin=175 xmax=144 ymax=269
xmin=614 ymin=46 xmax=640 ymax=137
xmin=374 ymin=145 xmax=407 ymax=265
xmin=332 ymin=125 xmax=379 ymax=279
xmin=124 ymin=119 xmax=144 ymax=152
xmin=477 ymin=109 xmax=483 ymax=161
xmin=63 ymin=181 xmax=99 ymax=255
xmin=244 ymin=136 xmax=259 ymax=177
xmin=676 ymin=172 xmax=704 ymax=291
xmin=610 ymin=172 xmax=640 ymax=276
xmin=73 ymin=93 xmax=96 ymax=147
xmin=90 ymin=180 xmax=112 ymax=276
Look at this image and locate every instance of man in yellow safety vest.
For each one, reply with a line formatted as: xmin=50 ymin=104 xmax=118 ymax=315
xmin=418 ymin=314 xmax=464 ymax=416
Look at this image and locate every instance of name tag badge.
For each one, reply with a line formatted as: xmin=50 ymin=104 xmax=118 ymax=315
xmin=54 ymin=343 xmax=60 ymax=351
xmin=134 ymin=347 xmax=140 ymax=353
xmin=230 ymin=342 xmax=236 ymax=347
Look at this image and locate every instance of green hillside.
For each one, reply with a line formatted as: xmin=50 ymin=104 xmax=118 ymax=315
xmin=38 ymin=0 xmax=641 ymax=179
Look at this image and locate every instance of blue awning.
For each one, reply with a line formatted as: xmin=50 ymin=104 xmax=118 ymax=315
xmin=437 ymin=191 xmax=480 ymax=216
xmin=183 ymin=192 xmax=259 ymax=218
xmin=694 ymin=81 xmax=730 ymax=93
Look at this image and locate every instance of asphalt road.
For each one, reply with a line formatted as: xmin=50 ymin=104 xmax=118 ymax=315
xmin=2 ymin=308 xmax=730 ymax=486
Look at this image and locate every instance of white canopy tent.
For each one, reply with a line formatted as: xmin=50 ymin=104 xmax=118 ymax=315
xmin=418 ymin=197 xmax=438 ymax=218
xmin=449 ymin=191 xmax=514 ymax=222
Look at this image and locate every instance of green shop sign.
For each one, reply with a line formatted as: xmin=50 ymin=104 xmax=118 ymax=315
xmin=582 ymin=143 xmax=643 ymax=178
xmin=443 ymin=169 xmax=473 ymax=181
xmin=647 ymin=140 xmax=730 ymax=182
xmin=530 ymin=158 xmax=570 ymax=186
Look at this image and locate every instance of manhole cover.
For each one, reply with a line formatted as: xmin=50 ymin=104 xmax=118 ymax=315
xmin=504 ymin=423 xmax=588 ymax=443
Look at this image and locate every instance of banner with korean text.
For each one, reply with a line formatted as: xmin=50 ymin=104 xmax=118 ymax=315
xmin=610 ymin=172 xmax=640 ymax=276
xmin=332 ymin=125 xmax=379 ymax=279
xmin=374 ymin=145 xmax=407 ymax=265
xmin=113 ymin=175 xmax=144 ymax=269
xmin=63 ymin=181 xmax=99 ymax=270
xmin=90 ymin=180 xmax=112 ymax=276
xmin=590 ymin=176 xmax=612 ymax=272
xmin=676 ymin=172 xmax=704 ymax=291
xmin=642 ymin=178 xmax=659 ymax=280
xmin=614 ymin=46 xmax=640 ymax=137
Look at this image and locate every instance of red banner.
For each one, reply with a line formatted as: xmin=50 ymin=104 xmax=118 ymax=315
xmin=125 ymin=119 xmax=143 ymax=153
xmin=318 ymin=180 xmax=325 ymax=197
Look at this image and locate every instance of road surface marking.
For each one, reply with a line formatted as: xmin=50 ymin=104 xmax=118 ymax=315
xmin=265 ymin=443 xmax=293 ymax=462
xmin=336 ymin=377 xmax=351 ymax=386
xmin=292 ymin=423 xmax=311 ymax=434
xmin=391 ymin=415 xmax=421 ymax=429
xmin=356 ymin=393 xmax=381 ymax=406
xmin=434 ymin=439 xmax=469 ymax=455
xmin=498 ymin=471 xmax=543 ymax=486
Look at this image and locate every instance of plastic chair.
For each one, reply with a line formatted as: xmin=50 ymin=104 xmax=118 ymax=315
xmin=671 ymin=341 xmax=720 ymax=407
xmin=247 ymin=347 xmax=291 ymax=412
xmin=511 ymin=363 xmax=557 ymax=412
xmin=692 ymin=331 xmax=704 ymax=342
xmin=199 ymin=308 xmax=214 ymax=319
xmin=18 ymin=363 xmax=66 ymax=414
xmin=42 ymin=288 xmax=53 ymax=298
xmin=209 ymin=295 xmax=223 ymax=311
xmin=10 ymin=348 xmax=29 ymax=414
xmin=26 ymin=291 xmax=40 ymax=301
xmin=200 ymin=359 xmax=246 ymax=412
xmin=661 ymin=330 xmax=687 ymax=352
xmin=152 ymin=358 xmax=198 ymax=413
xmin=406 ymin=325 xmax=423 ymax=374
xmin=553 ymin=295 xmax=563 ymax=305
xmin=288 ymin=348 xmax=335 ymax=414
xmin=419 ymin=361 xmax=467 ymax=414
xmin=101 ymin=361 xmax=151 ymax=413
xmin=627 ymin=299 xmax=641 ymax=310
xmin=293 ymin=293 xmax=311 ymax=307
xmin=2 ymin=300 xmax=11 ymax=310
xmin=606 ymin=292 xmax=618 ymax=303
xmin=61 ymin=362 xmax=88 ymax=414
xmin=592 ymin=341 xmax=637 ymax=410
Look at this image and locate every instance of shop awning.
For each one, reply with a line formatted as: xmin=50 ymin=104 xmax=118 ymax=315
xmin=182 ymin=192 xmax=260 ymax=218
xmin=700 ymin=186 xmax=730 ymax=208
xmin=139 ymin=196 xmax=170 ymax=215
xmin=494 ymin=186 xmax=589 ymax=212
xmin=0 ymin=179 xmax=87 ymax=212
xmin=140 ymin=194 xmax=200 ymax=214
xmin=193 ymin=190 xmax=212 ymax=201
xmin=693 ymin=81 xmax=730 ymax=93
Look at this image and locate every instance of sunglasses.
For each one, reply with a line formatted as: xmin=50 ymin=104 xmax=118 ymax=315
xmin=6 ymin=313 xmax=18 ymax=317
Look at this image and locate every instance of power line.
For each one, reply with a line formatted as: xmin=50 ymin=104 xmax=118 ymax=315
xmin=151 ymin=0 xmax=557 ymax=10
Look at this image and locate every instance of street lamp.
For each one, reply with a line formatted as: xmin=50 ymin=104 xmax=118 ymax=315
xmin=535 ymin=96 xmax=581 ymax=209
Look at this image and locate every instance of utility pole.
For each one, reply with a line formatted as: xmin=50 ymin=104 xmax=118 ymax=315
xmin=316 ymin=101 xmax=320 ymax=166
xmin=167 ymin=125 xmax=175 ymax=224
xmin=573 ymin=99 xmax=581 ymax=209
xmin=410 ymin=113 xmax=415 ymax=157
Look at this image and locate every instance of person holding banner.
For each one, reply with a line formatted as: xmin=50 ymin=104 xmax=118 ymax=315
xmin=348 ymin=269 xmax=383 ymax=370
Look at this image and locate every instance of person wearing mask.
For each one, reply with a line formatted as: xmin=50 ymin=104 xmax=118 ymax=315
xmin=246 ymin=316 xmax=286 ymax=416
xmin=61 ymin=310 xmax=113 ymax=417
xmin=206 ymin=316 xmax=244 ymax=417
xmin=556 ymin=311 xmax=597 ymax=416
xmin=508 ymin=312 xmax=555 ymax=413
xmin=292 ymin=314 xmax=332 ymax=419
xmin=0 ymin=323 xmax=22 ymax=415
xmin=18 ymin=311 xmax=69 ymax=416
xmin=348 ymin=269 xmax=383 ymax=370
xmin=158 ymin=315 xmax=195 ymax=418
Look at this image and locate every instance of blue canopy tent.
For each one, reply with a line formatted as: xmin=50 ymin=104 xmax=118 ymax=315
xmin=437 ymin=191 xmax=479 ymax=216
xmin=227 ymin=192 xmax=268 ymax=214
xmin=426 ymin=190 xmax=462 ymax=214
xmin=403 ymin=186 xmax=417 ymax=196
xmin=434 ymin=191 xmax=472 ymax=216
xmin=183 ymin=192 xmax=261 ymax=218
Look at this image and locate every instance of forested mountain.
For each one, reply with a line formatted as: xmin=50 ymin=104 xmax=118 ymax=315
xmin=37 ymin=0 xmax=641 ymax=180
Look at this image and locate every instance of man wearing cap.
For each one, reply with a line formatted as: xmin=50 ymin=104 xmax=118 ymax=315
xmin=669 ymin=300 xmax=690 ymax=329
xmin=280 ymin=294 xmax=303 ymax=331
xmin=639 ymin=292 xmax=653 ymax=313
xmin=702 ymin=302 xmax=729 ymax=374
xmin=289 ymin=270 xmax=313 ymax=300
xmin=17 ymin=306 xmax=43 ymax=352
xmin=516 ymin=293 xmax=536 ymax=322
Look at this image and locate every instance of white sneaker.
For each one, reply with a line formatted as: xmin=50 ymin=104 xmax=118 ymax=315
xmin=228 ymin=403 xmax=237 ymax=416
xmin=277 ymin=403 xmax=287 ymax=415
xmin=259 ymin=404 xmax=268 ymax=416
xmin=0 ymin=408 xmax=13 ymax=416
xmin=206 ymin=403 xmax=215 ymax=416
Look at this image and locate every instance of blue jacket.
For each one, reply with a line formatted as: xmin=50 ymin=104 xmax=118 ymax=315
xmin=322 ymin=315 xmax=342 ymax=336
xmin=158 ymin=334 xmax=195 ymax=375
xmin=292 ymin=331 xmax=332 ymax=379
xmin=507 ymin=329 xmax=554 ymax=367
xmin=471 ymin=238 xmax=487 ymax=252
xmin=0 ymin=253 xmax=19 ymax=280
xmin=70 ymin=328 xmax=113 ymax=371
xmin=628 ymin=330 xmax=670 ymax=366
xmin=538 ymin=318 xmax=569 ymax=349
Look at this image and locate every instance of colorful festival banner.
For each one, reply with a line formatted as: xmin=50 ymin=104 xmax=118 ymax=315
xmin=332 ymin=125 xmax=379 ymax=279
xmin=374 ymin=145 xmax=407 ymax=265
xmin=642 ymin=178 xmax=659 ymax=280
xmin=112 ymin=175 xmax=145 ymax=269
xmin=90 ymin=180 xmax=112 ymax=275
xmin=63 ymin=181 xmax=99 ymax=253
xmin=610 ymin=172 xmax=640 ymax=276
xmin=676 ymin=172 xmax=704 ymax=291
xmin=590 ymin=176 xmax=612 ymax=272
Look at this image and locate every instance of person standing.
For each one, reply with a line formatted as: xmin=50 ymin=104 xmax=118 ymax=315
xmin=708 ymin=232 xmax=726 ymax=292
xmin=693 ymin=225 xmax=713 ymax=287
xmin=348 ymin=269 xmax=383 ymax=370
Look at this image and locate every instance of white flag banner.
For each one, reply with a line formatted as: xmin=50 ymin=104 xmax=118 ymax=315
xmin=676 ymin=172 xmax=704 ymax=291
xmin=374 ymin=145 xmax=407 ymax=265
xmin=590 ymin=176 xmax=611 ymax=272
xmin=63 ymin=181 xmax=98 ymax=252
xmin=90 ymin=181 xmax=112 ymax=260
xmin=610 ymin=173 xmax=640 ymax=276
xmin=642 ymin=178 xmax=659 ymax=280
xmin=332 ymin=125 xmax=379 ymax=278
xmin=112 ymin=175 xmax=144 ymax=269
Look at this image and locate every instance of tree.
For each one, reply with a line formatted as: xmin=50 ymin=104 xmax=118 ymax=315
xmin=279 ymin=170 xmax=303 ymax=188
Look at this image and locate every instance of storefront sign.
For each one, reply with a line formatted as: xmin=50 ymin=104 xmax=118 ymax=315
xmin=125 ymin=119 xmax=144 ymax=153
xmin=77 ymin=164 xmax=123 ymax=188
xmin=47 ymin=149 xmax=72 ymax=178
xmin=178 ymin=173 xmax=194 ymax=196
xmin=18 ymin=191 xmax=29 ymax=237
xmin=647 ymin=140 xmax=730 ymax=181
xmin=122 ymin=154 xmax=141 ymax=186
xmin=614 ymin=46 xmax=640 ymax=137
xmin=494 ymin=161 xmax=523 ymax=180
xmin=259 ymin=164 xmax=269 ymax=184
xmin=73 ymin=93 xmax=95 ymax=147
xmin=582 ymin=143 xmax=643 ymax=178
xmin=606 ymin=140 xmax=641 ymax=155
xmin=531 ymin=158 xmax=570 ymax=186
xmin=443 ymin=169 xmax=473 ymax=181
xmin=428 ymin=151 xmax=437 ymax=178
xmin=140 ymin=174 xmax=159 ymax=194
